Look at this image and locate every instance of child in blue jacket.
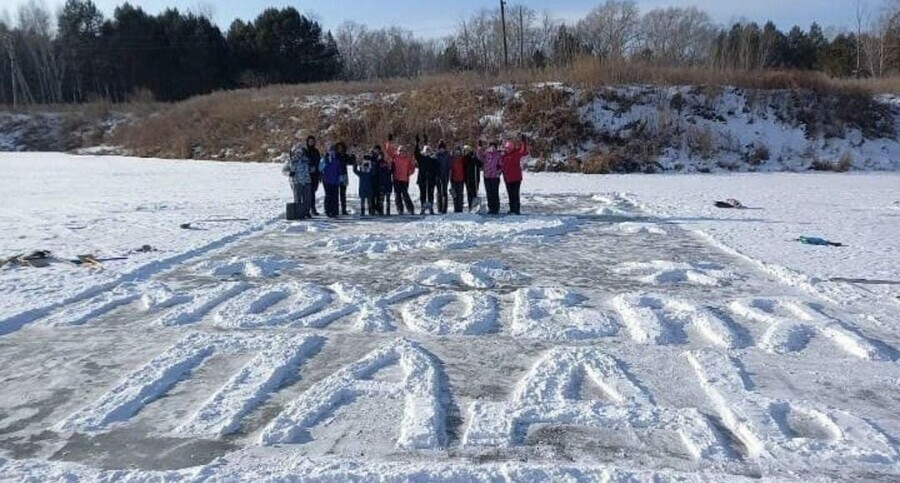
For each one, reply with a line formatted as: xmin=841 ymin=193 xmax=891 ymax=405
xmin=354 ymin=155 xmax=377 ymax=216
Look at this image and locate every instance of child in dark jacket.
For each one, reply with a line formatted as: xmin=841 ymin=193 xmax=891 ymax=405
xmin=463 ymin=145 xmax=482 ymax=212
xmin=375 ymin=147 xmax=394 ymax=216
xmin=354 ymin=156 xmax=377 ymax=216
xmin=414 ymin=134 xmax=438 ymax=215
xmin=435 ymin=141 xmax=452 ymax=214
xmin=364 ymin=146 xmax=387 ymax=215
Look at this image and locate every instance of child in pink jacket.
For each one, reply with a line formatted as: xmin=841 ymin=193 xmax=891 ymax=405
xmin=477 ymin=141 xmax=503 ymax=215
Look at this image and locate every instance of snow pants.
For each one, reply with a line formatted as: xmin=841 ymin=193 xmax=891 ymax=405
xmin=466 ymin=175 xmax=480 ymax=211
xmin=372 ymin=185 xmax=383 ymax=215
xmin=360 ymin=196 xmax=376 ymax=216
xmin=291 ymin=182 xmax=312 ymax=219
xmin=394 ymin=181 xmax=415 ymax=215
xmin=380 ymin=193 xmax=392 ymax=216
xmin=309 ymin=173 xmax=321 ymax=215
xmin=485 ymin=177 xmax=501 ymax=215
xmin=436 ymin=177 xmax=449 ymax=214
xmin=324 ymin=183 xmax=340 ymax=218
xmin=419 ymin=178 xmax=435 ymax=213
xmin=505 ymin=181 xmax=522 ymax=215
xmin=451 ymin=181 xmax=465 ymax=213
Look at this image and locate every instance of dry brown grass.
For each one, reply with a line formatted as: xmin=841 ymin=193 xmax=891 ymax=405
xmin=99 ymin=57 xmax=900 ymax=162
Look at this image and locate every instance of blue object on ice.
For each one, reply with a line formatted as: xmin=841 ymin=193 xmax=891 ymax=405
xmin=797 ymin=236 xmax=843 ymax=247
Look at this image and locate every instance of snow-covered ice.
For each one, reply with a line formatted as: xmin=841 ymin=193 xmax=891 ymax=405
xmin=1 ymin=153 xmax=899 ymax=481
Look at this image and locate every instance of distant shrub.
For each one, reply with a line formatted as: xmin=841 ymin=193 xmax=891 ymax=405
xmin=743 ymin=143 xmax=771 ymax=166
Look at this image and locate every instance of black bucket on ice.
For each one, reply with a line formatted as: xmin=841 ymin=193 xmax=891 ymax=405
xmin=286 ymin=203 xmax=300 ymax=221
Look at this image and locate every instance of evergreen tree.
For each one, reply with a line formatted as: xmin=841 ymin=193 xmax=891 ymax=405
xmin=821 ymin=33 xmax=857 ymax=77
xmin=57 ymin=0 xmax=105 ymax=101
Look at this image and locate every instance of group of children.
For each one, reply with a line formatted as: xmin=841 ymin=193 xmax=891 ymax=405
xmin=282 ymin=134 xmax=529 ymax=219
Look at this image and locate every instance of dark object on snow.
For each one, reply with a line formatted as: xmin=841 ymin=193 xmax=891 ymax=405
xmin=181 ymin=218 xmax=251 ymax=230
xmin=797 ymin=236 xmax=844 ymax=247
xmin=714 ymin=199 xmax=744 ymax=209
xmin=2 ymin=250 xmax=128 ymax=269
xmin=830 ymin=277 xmax=900 ymax=286
xmin=286 ymin=202 xmax=301 ymax=221
xmin=2 ymin=250 xmax=54 ymax=268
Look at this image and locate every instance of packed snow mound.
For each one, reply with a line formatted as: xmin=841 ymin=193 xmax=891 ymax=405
xmin=613 ymin=260 xmax=735 ymax=286
xmin=604 ymin=222 xmax=668 ymax=236
xmin=318 ymin=215 xmax=581 ymax=256
xmin=512 ymin=286 xmax=619 ymax=341
xmin=404 ymin=260 xmax=529 ymax=288
xmin=198 ymin=256 xmax=297 ymax=278
xmin=402 ymin=291 xmax=499 ymax=335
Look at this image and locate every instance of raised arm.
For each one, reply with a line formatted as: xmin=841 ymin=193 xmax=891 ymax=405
xmin=475 ymin=140 xmax=486 ymax=162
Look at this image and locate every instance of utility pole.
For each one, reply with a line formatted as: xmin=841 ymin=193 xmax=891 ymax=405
xmin=500 ymin=0 xmax=509 ymax=69
xmin=856 ymin=0 xmax=863 ymax=78
xmin=518 ymin=6 xmax=525 ymax=67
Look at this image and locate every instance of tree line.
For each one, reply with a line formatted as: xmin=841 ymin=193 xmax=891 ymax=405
xmin=1 ymin=0 xmax=341 ymax=104
xmin=3 ymin=0 xmax=900 ymax=106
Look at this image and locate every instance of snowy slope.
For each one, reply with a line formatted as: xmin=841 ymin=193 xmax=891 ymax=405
xmin=574 ymin=86 xmax=900 ymax=172
xmin=1 ymin=154 xmax=898 ymax=481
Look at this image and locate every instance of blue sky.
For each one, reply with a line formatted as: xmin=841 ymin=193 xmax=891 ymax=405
xmin=0 ymin=0 xmax=879 ymax=35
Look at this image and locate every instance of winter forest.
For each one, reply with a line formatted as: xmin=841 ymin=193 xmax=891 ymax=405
xmin=4 ymin=0 xmax=900 ymax=105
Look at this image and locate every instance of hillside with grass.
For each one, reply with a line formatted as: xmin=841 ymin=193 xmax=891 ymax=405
xmin=3 ymin=61 xmax=900 ymax=173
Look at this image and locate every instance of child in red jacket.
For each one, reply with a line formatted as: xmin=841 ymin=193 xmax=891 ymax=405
xmin=449 ymin=147 xmax=466 ymax=213
xmin=501 ymin=134 xmax=528 ymax=215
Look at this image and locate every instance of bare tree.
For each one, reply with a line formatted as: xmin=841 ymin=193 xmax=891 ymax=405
xmin=12 ymin=0 xmax=63 ymax=104
xmin=577 ymin=0 xmax=641 ymax=59
xmin=639 ymin=7 xmax=715 ymax=66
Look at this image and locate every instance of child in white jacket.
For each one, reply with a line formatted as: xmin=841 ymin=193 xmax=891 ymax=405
xmin=282 ymin=144 xmax=312 ymax=219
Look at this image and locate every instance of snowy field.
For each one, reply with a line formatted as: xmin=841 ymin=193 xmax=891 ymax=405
xmin=1 ymin=153 xmax=899 ymax=481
